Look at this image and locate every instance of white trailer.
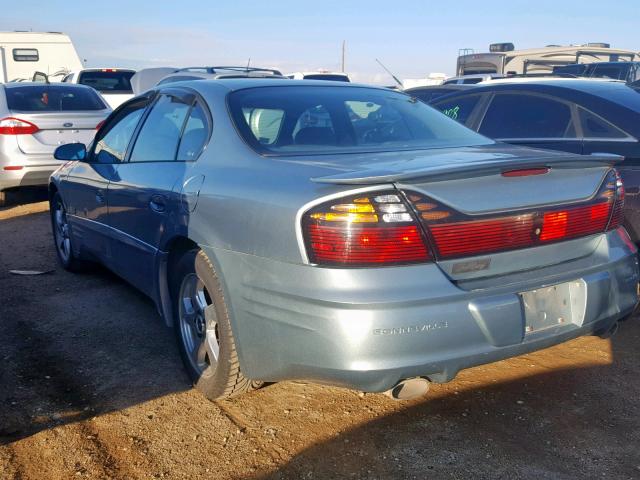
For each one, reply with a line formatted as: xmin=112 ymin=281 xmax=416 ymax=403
xmin=0 ymin=31 xmax=83 ymax=83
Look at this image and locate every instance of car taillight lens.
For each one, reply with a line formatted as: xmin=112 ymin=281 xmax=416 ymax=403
xmin=0 ymin=117 xmax=39 ymax=135
xmin=403 ymin=168 xmax=624 ymax=260
xmin=302 ymin=191 xmax=431 ymax=266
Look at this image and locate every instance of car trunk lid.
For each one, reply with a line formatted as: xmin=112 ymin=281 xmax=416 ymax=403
xmin=303 ymin=145 xmax=623 ymax=280
xmin=13 ymin=111 xmax=106 ymax=156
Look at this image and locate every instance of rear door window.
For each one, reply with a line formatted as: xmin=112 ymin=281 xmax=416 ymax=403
xmin=479 ymin=93 xmax=575 ymax=139
xmin=77 ymin=70 xmax=135 ymax=94
xmin=129 ymin=93 xmax=192 ymax=162
xmin=434 ymin=95 xmax=482 ymax=125
xmin=6 ymin=85 xmax=107 ymax=112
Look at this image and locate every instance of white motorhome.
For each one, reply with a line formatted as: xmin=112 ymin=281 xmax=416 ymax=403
xmin=0 ymin=31 xmax=83 ymax=82
xmin=457 ymin=43 xmax=640 ymax=76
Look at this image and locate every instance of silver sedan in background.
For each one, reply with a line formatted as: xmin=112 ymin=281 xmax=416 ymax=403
xmin=49 ymin=80 xmax=639 ymax=401
xmin=0 ymin=83 xmax=110 ymax=205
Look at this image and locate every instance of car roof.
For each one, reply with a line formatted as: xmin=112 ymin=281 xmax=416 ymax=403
xmin=480 ymin=77 xmax=623 ymax=85
xmin=290 ymin=71 xmax=349 ymax=76
xmin=163 ymin=78 xmax=386 ymax=92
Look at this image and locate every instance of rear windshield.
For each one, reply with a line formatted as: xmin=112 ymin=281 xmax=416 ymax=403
xmin=6 ymin=85 xmax=107 ymax=112
xmin=77 ymin=71 xmax=135 ymax=93
xmin=228 ymin=86 xmax=492 ymax=155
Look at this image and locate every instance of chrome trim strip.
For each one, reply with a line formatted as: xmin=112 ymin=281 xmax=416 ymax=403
xmin=68 ymin=214 xmax=158 ymax=254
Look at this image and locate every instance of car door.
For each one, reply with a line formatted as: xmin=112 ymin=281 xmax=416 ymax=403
xmin=106 ymin=89 xmax=211 ymax=296
xmin=63 ymin=96 xmax=150 ymax=261
xmin=477 ymin=92 xmax=583 ymax=153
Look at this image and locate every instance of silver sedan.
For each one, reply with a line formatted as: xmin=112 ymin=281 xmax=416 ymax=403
xmin=0 ymin=82 xmax=110 ymax=206
xmin=49 ymin=79 xmax=639 ymax=400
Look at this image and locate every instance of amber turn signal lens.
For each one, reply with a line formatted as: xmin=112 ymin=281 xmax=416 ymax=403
xmin=310 ymin=212 xmax=379 ymax=223
xmin=421 ymin=211 xmax=451 ymax=221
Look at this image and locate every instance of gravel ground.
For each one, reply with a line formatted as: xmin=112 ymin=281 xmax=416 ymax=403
xmin=1 ymin=191 xmax=639 ymax=480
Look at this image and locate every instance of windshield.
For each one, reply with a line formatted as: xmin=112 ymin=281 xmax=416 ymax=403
xmin=6 ymin=85 xmax=108 ymax=112
xmin=77 ymin=70 xmax=135 ymax=94
xmin=228 ymin=86 xmax=492 ymax=155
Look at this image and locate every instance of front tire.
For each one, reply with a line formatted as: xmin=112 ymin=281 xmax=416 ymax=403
xmin=171 ymin=249 xmax=262 ymax=400
xmin=50 ymin=192 xmax=89 ymax=272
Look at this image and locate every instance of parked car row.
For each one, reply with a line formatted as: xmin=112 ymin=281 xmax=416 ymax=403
xmin=48 ymin=77 xmax=639 ymax=401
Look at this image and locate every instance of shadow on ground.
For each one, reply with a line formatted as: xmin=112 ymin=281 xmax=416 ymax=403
xmin=253 ymin=318 xmax=640 ymax=479
xmin=0 ymin=205 xmax=191 ymax=445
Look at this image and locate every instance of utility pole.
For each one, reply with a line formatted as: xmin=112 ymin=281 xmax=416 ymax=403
xmin=341 ymin=40 xmax=346 ymax=72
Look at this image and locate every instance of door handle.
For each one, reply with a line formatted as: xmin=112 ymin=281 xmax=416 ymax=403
xmin=95 ymin=189 xmax=105 ymax=204
xmin=149 ymin=194 xmax=167 ymax=213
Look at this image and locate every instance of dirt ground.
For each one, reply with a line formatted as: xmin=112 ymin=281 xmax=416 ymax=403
xmin=1 ymin=190 xmax=639 ymax=480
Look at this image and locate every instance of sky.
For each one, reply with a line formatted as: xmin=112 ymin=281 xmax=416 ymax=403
xmin=1 ymin=0 xmax=639 ymax=84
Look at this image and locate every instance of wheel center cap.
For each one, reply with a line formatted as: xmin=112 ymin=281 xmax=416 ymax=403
xmin=195 ymin=315 xmax=206 ymax=336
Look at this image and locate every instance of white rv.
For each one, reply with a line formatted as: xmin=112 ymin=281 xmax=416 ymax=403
xmin=0 ymin=31 xmax=83 ymax=83
xmin=457 ymin=43 xmax=640 ymax=76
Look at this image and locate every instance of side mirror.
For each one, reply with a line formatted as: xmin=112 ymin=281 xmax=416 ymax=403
xmin=32 ymin=71 xmax=50 ymax=84
xmin=54 ymin=143 xmax=87 ymax=161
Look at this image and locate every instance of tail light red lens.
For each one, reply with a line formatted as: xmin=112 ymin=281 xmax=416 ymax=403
xmin=302 ymin=169 xmax=626 ymax=267
xmin=404 ymin=168 xmax=624 ymax=260
xmin=0 ymin=117 xmax=39 ymax=135
xmin=302 ymin=191 xmax=431 ymax=266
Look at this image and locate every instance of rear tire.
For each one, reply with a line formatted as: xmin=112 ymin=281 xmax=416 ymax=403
xmin=171 ymin=249 xmax=262 ymax=400
xmin=50 ymin=192 xmax=90 ymax=272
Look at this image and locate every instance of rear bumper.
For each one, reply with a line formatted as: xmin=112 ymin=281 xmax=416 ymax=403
xmin=203 ymin=229 xmax=639 ymax=392
xmin=0 ymin=152 xmax=63 ymax=190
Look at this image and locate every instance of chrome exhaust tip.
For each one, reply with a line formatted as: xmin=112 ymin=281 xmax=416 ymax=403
xmin=383 ymin=377 xmax=431 ymax=400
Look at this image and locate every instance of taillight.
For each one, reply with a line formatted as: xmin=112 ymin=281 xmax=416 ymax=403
xmin=302 ymin=191 xmax=431 ymax=266
xmin=403 ymin=168 xmax=623 ymax=260
xmin=0 ymin=117 xmax=39 ymax=135
xmin=95 ymin=120 xmax=105 ymax=131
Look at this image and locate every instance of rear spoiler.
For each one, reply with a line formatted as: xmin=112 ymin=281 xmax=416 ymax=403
xmin=311 ymin=153 xmax=623 ymax=185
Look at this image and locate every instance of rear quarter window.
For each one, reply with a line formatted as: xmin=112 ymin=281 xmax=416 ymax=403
xmin=6 ymin=86 xmax=107 ymax=112
xmin=579 ymin=108 xmax=629 ymax=139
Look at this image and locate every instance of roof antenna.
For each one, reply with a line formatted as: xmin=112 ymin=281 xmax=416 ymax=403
xmin=246 ymin=57 xmax=251 ymax=72
xmin=375 ymin=58 xmax=403 ymax=89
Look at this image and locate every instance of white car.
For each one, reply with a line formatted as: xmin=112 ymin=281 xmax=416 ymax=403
xmin=287 ymin=71 xmax=350 ymax=82
xmin=62 ymin=68 xmax=135 ymax=109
